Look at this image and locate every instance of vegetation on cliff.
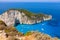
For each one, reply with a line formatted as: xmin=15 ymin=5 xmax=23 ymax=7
xmin=0 ymin=9 xmax=56 ymax=40
xmin=0 ymin=20 xmax=7 ymax=26
xmin=0 ymin=20 xmax=7 ymax=30
xmin=0 ymin=20 xmax=23 ymax=37
xmin=8 ymin=9 xmax=50 ymax=20
xmin=24 ymin=31 xmax=33 ymax=36
xmin=0 ymin=20 xmax=59 ymax=40
xmin=1 ymin=28 xmax=23 ymax=37
xmin=4 ymin=26 xmax=23 ymax=36
xmin=24 ymin=31 xmax=58 ymax=40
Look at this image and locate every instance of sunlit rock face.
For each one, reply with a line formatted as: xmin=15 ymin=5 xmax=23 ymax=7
xmin=0 ymin=30 xmax=58 ymax=40
xmin=18 ymin=31 xmax=58 ymax=40
xmin=0 ymin=30 xmax=7 ymax=40
xmin=0 ymin=9 xmax=52 ymax=26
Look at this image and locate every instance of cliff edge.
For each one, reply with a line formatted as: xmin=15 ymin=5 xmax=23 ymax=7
xmin=0 ymin=9 xmax=52 ymax=26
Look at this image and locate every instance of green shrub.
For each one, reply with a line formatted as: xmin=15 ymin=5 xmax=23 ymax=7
xmin=24 ymin=31 xmax=32 ymax=36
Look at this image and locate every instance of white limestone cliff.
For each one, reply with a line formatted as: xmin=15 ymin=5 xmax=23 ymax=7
xmin=0 ymin=9 xmax=52 ymax=26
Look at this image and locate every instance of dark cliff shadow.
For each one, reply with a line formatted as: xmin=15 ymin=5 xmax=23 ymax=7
xmin=14 ymin=18 xmax=20 ymax=27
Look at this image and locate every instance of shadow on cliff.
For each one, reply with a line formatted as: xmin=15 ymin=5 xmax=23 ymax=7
xmin=14 ymin=18 xmax=20 ymax=27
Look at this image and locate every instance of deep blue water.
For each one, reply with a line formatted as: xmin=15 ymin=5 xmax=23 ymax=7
xmin=0 ymin=2 xmax=60 ymax=38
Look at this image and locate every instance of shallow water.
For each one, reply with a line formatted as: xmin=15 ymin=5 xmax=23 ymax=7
xmin=16 ymin=19 xmax=60 ymax=38
xmin=0 ymin=2 xmax=60 ymax=38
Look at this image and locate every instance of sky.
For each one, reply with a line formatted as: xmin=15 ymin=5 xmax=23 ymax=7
xmin=0 ymin=0 xmax=60 ymax=2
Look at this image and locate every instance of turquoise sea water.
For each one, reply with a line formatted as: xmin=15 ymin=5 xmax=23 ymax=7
xmin=0 ymin=2 xmax=60 ymax=38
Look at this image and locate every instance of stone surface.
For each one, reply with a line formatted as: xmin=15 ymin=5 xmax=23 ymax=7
xmin=0 ymin=9 xmax=52 ymax=26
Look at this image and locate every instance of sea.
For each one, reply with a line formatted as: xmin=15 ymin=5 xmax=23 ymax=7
xmin=0 ymin=2 xmax=60 ymax=38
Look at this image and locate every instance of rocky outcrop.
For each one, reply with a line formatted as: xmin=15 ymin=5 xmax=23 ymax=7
xmin=0 ymin=9 xmax=52 ymax=26
xmin=0 ymin=20 xmax=58 ymax=40
xmin=19 ymin=31 xmax=58 ymax=40
xmin=0 ymin=20 xmax=7 ymax=30
xmin=0 ymin=25 xmax=24 ymax=40
xmin=0 ymin=30 xmax=58 ymax=40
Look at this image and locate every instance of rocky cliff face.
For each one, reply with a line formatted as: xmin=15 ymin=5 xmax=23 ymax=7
xmin=0 ymin=9 xmax=52 ymax=26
